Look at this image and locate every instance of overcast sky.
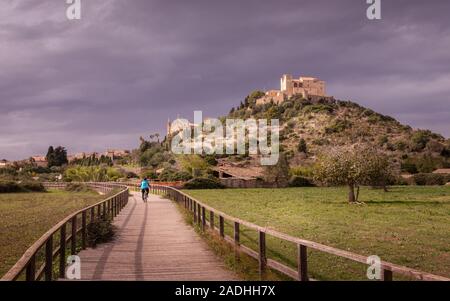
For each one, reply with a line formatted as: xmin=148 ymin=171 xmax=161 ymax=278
xmin=1 ymin=0 xmax=449 ymax=160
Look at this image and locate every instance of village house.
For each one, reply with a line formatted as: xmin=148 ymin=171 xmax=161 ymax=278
xmin=0 ymin=159 xmax=10 ymax=168
xmin=30 ymin=156 xmax=47 ymax=167
xmin=104 ymin=149 xmax=130 ymax=160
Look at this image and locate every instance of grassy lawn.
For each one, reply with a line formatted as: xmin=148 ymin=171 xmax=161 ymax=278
xmin=0 ymin=190 xmax=105 ymax=277
xmin=184 ymin=186 xmax=450 ymax=280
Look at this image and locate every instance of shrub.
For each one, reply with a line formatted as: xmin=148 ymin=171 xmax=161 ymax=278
xmin=395 ymin=140 xmax=407 ymax=151
xmin=297 ymin=138 xmax=307 ymax=153
xmin=183 ymin=177 xmax=225 ymax=189
xmin=312 ymin=138 xmax=329 ymax=146
xmin=21 ymin=181 xmax=46 ymax=192
xmin=303 ymin=104 xmax=334 ymax=114
xmin=441 ymin=147 xmax=450 ymax=158
xmin=288 ymin=176 xmax=315 ymax=187
xmin=141 ymin=169 xmax=158 ymax=180
xmin=0 ymin=181 xmax=21 ymax=193
xmin=0 ymin=181 xmax=45 ymax=193
xmin=378 ymin=135 xmax=389 ymax=146
xmin=290 ymin=166 xmax=314 ymax=177
xmin=87 ymin=218 xmax=116 ymax=247
xmin=65 ymin=183 xmax=93 ymax=193
xmin=401 ymin=161 xmax=418 ymax=174
xmin=412 ymin=173 xmax=445 ymax=186
xmin=411 ymin=130 xmax=431 ymax=151
xmin=171 ymin=171 xmax=193 ymax=181
xmin=204 ymin=155 xmax=218 ymax=166
xmin=325 ymin=119 xmax=352 ymax=134
xmin=126 ymin=171 xmax=139 ymax=179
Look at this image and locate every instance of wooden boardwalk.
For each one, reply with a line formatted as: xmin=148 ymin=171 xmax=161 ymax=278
xmin=77 ymin=192 xmax=238 ymax=280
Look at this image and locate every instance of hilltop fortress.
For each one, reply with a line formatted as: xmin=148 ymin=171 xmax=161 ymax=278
xmin=256 ymin=74 xmax=331 ymax=105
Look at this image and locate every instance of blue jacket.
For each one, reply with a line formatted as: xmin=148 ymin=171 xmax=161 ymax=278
xmin=140 ymin=180 xmax=149 ymax=189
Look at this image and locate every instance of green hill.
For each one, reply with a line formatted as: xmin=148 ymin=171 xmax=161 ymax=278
xmin=225 ymin=92 xmax=450 ymax=174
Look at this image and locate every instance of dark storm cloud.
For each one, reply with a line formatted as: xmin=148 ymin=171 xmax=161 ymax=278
xmin=0 ymin=0 xmax=449 ymax=159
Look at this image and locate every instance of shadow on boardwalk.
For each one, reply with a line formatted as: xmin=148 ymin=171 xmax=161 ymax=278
xmin=77 ymin=192 xmax=238 ymax=280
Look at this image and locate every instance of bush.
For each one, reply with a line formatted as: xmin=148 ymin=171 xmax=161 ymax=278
xmin=290 ymin=166 xmax=314 ymax=177
xmin=171 ymin=171 xmax=193 ymax=181
xmin=303 ymin=104 xmax=334 ymax=114
xmin=0 ymin=181 xmax=21 ymax=193
xmin=325 ymin=119 xmax=352 ymax=134
xmin=412 ymin=173 xmax=445 ymax=186
xmin=297 ymin=139 xmax=307 ymax=153
xmin=21 ymin=181 xmax=46 ymax=192
xmin=183 ymin=177 xmax=225 ymax=189
xmin=288 ymin=176 xmax=315 ymax=187
xmin=0 ymin=181 xmax=45 ymax=193
xmin=65 ymin=183 xmax=93 ymax=193
xmin=87 ymin=218 xmax=116 ymax=247
xmin=411 ymin=130 xmax=431 ymax=151
xmin=140 ymin=169 xmax=158 ymax=180
xmin=126 ymin=171 xmax=139 ymax=179
xmin=401 ymin=162 xmax=418 ymax=174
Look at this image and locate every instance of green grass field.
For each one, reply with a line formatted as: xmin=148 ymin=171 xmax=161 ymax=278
xmin=184 ymin=186 xmax=450 ymax=280
xmin=0 ymin=190 xmax=104 ymax=277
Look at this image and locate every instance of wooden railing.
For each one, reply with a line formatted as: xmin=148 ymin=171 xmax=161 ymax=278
xmin=118 ymin=180 xmax=185 ymax=188
xmin=150 ymin=184 xmax=450 ymax=281
xmin=1 ymin=182 xmax=129 ymax=281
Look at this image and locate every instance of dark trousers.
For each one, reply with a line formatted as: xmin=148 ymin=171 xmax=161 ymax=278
xmin=141 ymin=188 xmax=149 ymax=199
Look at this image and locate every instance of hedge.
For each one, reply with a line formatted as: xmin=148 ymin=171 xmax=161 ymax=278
xmin=0 ymin=181 xmax=46 ymax=193
xmin=183 ymin=178 xmax=225 ymax=190
xmin=412 ymin=173 xmax=446 ymax=186
xmin=288 ymin=176 xmax=315 ymax=187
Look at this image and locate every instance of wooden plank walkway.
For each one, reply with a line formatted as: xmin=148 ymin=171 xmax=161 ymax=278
xmin=77 ymin=192 xmax=238 ymax=280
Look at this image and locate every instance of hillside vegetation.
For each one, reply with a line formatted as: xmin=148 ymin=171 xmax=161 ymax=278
xmin=226 ymin=92 xmax=450 ymax=174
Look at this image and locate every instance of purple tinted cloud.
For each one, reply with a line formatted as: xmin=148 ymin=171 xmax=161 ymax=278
xmin=1 ymin=0 xmax=449 ymax=160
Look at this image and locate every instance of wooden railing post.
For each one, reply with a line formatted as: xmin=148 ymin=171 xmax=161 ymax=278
xmin=219 ymin=216 xmax=225 ymax=238
xmin=45 ymin=235 xmax=53 ymax=281
xmin=193 ymin=202 xmax=197 ymax=223
xmin=90 ymin=207 xmax=95 ymax=224
xmin=26 ymin=255 xmax=36 ymax=281
xmin=382 ymin=269 xmax=393 ymax=281
xmin=210 ymin=211 xmax=214 ymax=229
xmin=201 ymin=207 xmax=206 ymax=231
xmin=234 ymin=222 xmax=240 ymax=246
xmin=297 ymin=244 xmax=308 ymax=281
xmin=81 ymin=211 xmax=87 ymax=250
xmin=102 ymin=202 xmax=106 ymax=218
xmin=71 ymin=216 xmax=77 ymax=255
xmin=59 ymin=224 xmax=66 ymax=278
xmin=197 ymin=203 xmax=201 ymax=226
xmin=259 ymin=231 xmax=266 ymax=276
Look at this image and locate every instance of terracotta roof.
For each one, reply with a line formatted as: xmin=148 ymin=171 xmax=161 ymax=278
xmin=433 ymin=169 xmax=450 ymax=174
